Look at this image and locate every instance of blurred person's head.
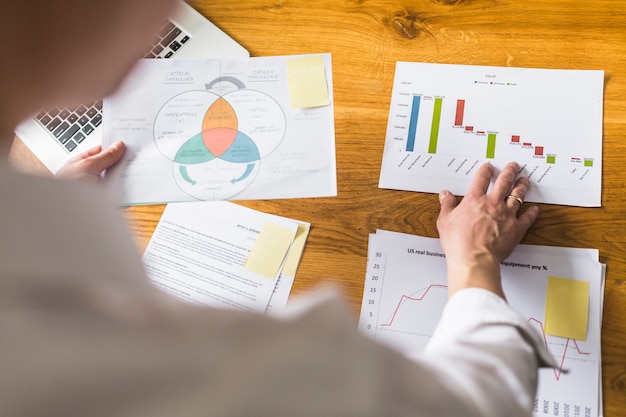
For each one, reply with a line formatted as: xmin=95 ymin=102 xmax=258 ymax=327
xmin=0 ymin=0 xmax=179 ymax=137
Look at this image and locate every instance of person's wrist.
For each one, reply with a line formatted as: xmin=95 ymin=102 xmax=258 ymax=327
xmin=446 ymin=254 xmax=505 ymax=299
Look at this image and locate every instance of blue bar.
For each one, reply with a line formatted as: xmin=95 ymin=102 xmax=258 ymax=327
xmin=406 ymin=95 xmax=421 ymax=152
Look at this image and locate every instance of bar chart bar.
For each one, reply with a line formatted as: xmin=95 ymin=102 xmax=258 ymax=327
xmin=455 ymin=99 xmax=465 ymax=126
xmin=486 ymin=133 xmax=496 ymax=158
xmin=406 ymin=95 xmax=421 ymax=152
xmin=547 ymin=155 xmax=556 ymax=164
xmin=535 ymin=146 xmax=544 ymax=156
xmin=428 ymin=97 xmax=443 ymax=154
xmin=512 ymin=135 xmax=521 ymax=143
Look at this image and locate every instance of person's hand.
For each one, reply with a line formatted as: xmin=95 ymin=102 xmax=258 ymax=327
xmin=436 ymin=162 xmax=539 ymax=299
xmin=56 ymin=141 xmax=126 ymax=184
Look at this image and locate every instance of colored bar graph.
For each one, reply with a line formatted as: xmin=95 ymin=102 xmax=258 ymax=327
xmin=486 ymin=133 xmax=496 ymax=158
xmin=406 ymin=95 xmax=421 ymax=152
xmin=455 ymin=99 xmax=465 ymax=126
xmin=399 ymin=93 xmax=589 ymax=168
xmin=429 ymin=98 xmax=443 ymax=153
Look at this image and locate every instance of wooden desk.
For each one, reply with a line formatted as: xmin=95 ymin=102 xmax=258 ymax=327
xmin=10 ymin=0 xmax=626 ymax=415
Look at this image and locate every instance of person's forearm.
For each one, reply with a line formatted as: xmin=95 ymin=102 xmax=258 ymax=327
xmin=421 ymin=288 xmax=554 ymax=417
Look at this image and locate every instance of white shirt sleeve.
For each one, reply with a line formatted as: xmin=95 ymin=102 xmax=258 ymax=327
xmin=419 ymin=288 xmax=557 ymax=417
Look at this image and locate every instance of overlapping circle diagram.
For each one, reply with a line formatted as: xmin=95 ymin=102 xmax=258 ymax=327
xmin=154 ymin=83 xmax=286 ymax=200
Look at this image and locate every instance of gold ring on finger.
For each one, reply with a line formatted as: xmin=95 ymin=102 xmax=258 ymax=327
xmin=507 ymin=194 xmax=524 ymax=206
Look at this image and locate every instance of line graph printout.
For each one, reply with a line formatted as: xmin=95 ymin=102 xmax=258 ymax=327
xmin=103 ymin=54 xmax=336 ymax=205
xmin=379 ymin=62 xmax=604 ymax=207
xmin=358 ymin=231 xmax=604 ymax=417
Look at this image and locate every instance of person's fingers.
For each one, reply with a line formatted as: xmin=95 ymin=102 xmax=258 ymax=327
xmin=466 ymin=163 xmax=495 ymax=197
xmin=62 ymin=144 xmax=102 ymax=165
xmin=490 ymin=161 xmax=520 ymax=201
xmin=517 ymin=205 xmax=539 ymax=232
xmin=79 ymin=144 xmax=104 ymax=159
xmin=84 ymin=141 xmax=126 ymax=173
xmin=505 ymin=176 xmax=530 ymax=211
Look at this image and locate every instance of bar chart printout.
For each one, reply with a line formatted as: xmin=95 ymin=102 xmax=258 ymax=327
xmin=358 ymin=231 xmax=604 ymax=417
xmin=379 ymin=62 xmax=604 ymax=207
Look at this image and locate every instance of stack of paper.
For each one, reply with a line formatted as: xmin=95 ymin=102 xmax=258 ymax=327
xmin=358 ymin=230 xmax=605 ymax=417
xmin=143 ymin=201 xmax=309 ymax=313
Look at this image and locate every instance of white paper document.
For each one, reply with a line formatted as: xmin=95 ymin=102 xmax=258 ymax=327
xmin=359 ymin=230 xmax=604 ymax=417
xmin=379 ymin=62 xmax=604 ymax=207
xmin=103 ymin=54 xmax=336 ymax=205
xmin=143 ymin=201 xmax=309 ymax=313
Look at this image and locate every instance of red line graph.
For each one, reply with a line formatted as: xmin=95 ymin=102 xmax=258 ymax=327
xmin=528 ymin=318 xmax=591 ymax=381
xmin=378 ymin=286 xmax=592 ymax=382
xmin=380 ymin=284 xmax=448 ymax=327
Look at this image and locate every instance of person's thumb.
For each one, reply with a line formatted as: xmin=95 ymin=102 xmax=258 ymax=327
xmin=438 ymin=190 xmax=458 ymax=216
xmin=87 ymin=140 xmax=126 ymax=173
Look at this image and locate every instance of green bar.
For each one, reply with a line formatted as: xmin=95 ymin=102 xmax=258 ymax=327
xmin=428 ymin=98 xmax=443 ymax=154
xmin=547 ymin=155 xmax=556 ymax=164
xmin=584 ymin=159 xmax=593 ymax=167
xmin=486 ymin=133 xmax=496 ymax=159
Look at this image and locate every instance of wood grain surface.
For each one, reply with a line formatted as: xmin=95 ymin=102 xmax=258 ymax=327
xmin=10 ymin=0 xmax=626 ymax=414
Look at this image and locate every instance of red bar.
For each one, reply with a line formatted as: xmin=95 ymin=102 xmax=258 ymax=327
xmin=455 ymin=99 xmax=465 ymax=126
xmin=465 ymin=126 xmax=474 ymax=132
xmin=511 ymin=135 xmax=520 ymax=143
xmin=523 ymin=142 xmax=532 ymax=147
xmin=535 ymin=146 xmax=544 ymax=156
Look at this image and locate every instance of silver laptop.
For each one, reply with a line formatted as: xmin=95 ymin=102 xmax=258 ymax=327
xmin=15 ymin=0 xmax=249 ymax=174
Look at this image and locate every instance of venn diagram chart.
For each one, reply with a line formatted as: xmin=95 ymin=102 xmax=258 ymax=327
xmin=154 ymin=79 xmax=286 ymax=200
xmin=104 ymin=54 xmax=336 ymax=204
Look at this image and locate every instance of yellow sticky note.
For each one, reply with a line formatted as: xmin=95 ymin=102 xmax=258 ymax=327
xmin=286 ymin=55 xmax=330 ymax=108
xmin=244 ymin=222 xmax=296 ymax=279
xmin=544 ymin=276 xmax=590 ymax=340
xmin=281 ymin=224 xmax=310 ymax=276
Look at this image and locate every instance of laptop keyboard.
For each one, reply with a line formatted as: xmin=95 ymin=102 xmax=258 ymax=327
xmin=34 ymin=20 xmax=191 ymax=153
